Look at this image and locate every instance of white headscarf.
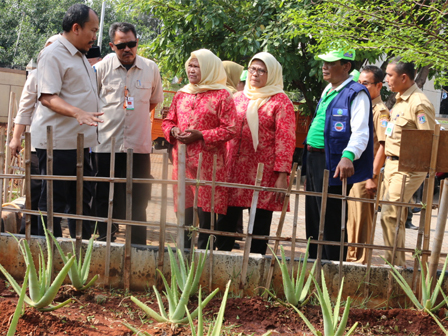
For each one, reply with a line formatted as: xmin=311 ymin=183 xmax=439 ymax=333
xmin=179 ymin=49 xmax=231 ymax=95
xmin=244 ymin=52 xmax=284 ymax=151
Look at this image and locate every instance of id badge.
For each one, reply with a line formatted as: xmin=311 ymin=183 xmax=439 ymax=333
xmin=385 ymin=122 xmax=394 ymax=136
xmin=126 ymin=97 xmax=135 ymax=110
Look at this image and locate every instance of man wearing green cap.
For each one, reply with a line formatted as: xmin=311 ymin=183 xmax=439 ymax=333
xmin=304 ymin=48 xmax=374 ymax=261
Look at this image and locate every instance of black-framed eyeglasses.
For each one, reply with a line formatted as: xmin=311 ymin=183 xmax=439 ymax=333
xmin=248 ymin=66 xmax=268 ymax=76
xmin=113 ymin=41 xmax=137 ymax=50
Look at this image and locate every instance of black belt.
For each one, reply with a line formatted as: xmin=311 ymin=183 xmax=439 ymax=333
xmin=387 ymin=156 xmax=399 ymax=161
xmin=307 ymin=145 xmax=325 ymax=153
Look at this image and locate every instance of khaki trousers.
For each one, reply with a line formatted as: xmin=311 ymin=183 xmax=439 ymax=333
xmin=347 ymin=181 xmax=373 ymax=263
xmin=380 ymin=159 xmax=426 ymax=266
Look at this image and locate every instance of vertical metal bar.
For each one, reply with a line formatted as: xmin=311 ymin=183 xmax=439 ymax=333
xmin=4 ymin=92 xmax=15 ymax=203
xmin=239 ymin=163 xmax=264 ymax=294
xmin=364 ymin=171 xmax=384 ymax=298
xmin=289 ymin=168 xmax=302 ymax=274
xmin=387 ymin=174 xmax=407 ymax=307
xmin=338 ymin=178 xmax=348 ymax=285
xmin=208 ymin=155 xmax=217 ymax=290
xmin=123 ymin=148 xmax=133 ymax=291
xmin=176 ymin=144 xmax=186 ymax=253
xmin=264 ymin=163 xmax=297 ymax=294
xmin=104 ymin=137 xmax=116 ymax=287
xmin=75 ymin=134 xmax=84 ymax=256
xmin=157 ymin=152 xmax=169 ymax=268
xmin=315 ymin=170 xmax=330 ymax=283
xmin=189 ymin=152 xmax=203 ymax=261
xmin=46 ymin=126 xmax=54 ymax=235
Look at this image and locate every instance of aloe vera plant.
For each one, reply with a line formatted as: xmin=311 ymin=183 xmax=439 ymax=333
xmin=166 ymin=238 xmax=209 ymax=295
xmin=49 ymin=231 xmax=98 ymax=291
xmin=425 ymin=308 xmax=448 ymax=335
xmin=6 ymin=268 xmax=29 ymax=336
xmin=269 ymin=239 xmax=316 ymax=306
xmin=0 ymin=235 xmax=75 ymax=311
xmin=130 ymin=265 xmax=219 ymax=324
xmin=186 ymin=280 xmax=231 ymax=336
xmin=292 ymin=270 xmax=358 ymax=336
xmin=383 ymin=255 xmax=448 ymax=312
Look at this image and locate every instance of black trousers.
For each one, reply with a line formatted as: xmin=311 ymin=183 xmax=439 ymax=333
xmin=93 ymin=152 xmax=151 ymax=245
xmin=216 ymin=206 xmax=273 ymax=255
xmin=183 ymin=207 xmax=216 ymax=250
xmin=20 ymin=152 xmax=41 ymax=235
xmin=36 ymin=149 xmax=93 ymax=239
xmin=305 ymin=151 xmax=352 ymax=261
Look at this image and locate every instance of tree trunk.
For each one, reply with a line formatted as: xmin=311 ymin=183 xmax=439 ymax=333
xmin=415 ymin=65 xmax=431 ymax=89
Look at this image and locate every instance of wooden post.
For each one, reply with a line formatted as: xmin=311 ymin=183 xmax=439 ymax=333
xmin=75 ymin=134 xmax=84 ymax=256
xmin=315 ymin=170 xmax=330 ymax=282
xmin=0 ymin=131 xmax=5 ymax=232
xmin=264 ymin=163 xmax=297 ymax=293
xmin=412 ymin=178 xmax=428 ymax=293
xmin=176 ymin=144 xmax=186 ymax=253
xmin=157 ymin=152 xmax=169 ymax=268
xmin=123 ymin=148 xmax=133 ymax=291
xmin=189 ymin=153 xmax=203 ymax=262
xmin=104 ymin=137 xmax=116 ymax=287
xmin=364 ymin=171 xmax=384 ymax=298
xmin=24 ymin=133 xmax=31 ymax=240
xmin=289 ymin=168 xmax=302 ymax=274
xmin=46 ymin=126 xmax=54 ymax=234
xmin=208 ymin=155 xmax=217 ymax=290
xmin=428 ymin=179 xmax=448 ymax=291
xmin=422 ymin=124 xmax=441 ymax=269
xmin=387 ymin=174 xmax=407 ymax=308
xmin=239 ymin=163 xmax=264 ymax=294
xmin=338 ymin=178 xmax=347 ymax=284
xmin=4 ymin=92 xmax=16 ymax=204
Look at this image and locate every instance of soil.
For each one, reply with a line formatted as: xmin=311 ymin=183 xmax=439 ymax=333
xmin=1 ymin=278 xmax=448 ymax=335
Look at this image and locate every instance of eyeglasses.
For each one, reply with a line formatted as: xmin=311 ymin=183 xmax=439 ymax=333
xmin=248 ymin=66 xmax=268 ymax=76
xmin=358 ymin=81 xmax=379 ymax=86
xmin=113 ymin=41 xmax=137 ymax=50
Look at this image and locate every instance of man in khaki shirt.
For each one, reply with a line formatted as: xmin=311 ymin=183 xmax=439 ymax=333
xmin=381 ymin=57 xmax=436 ymax=266
xmin=30 ymin=4 xmax=103 ymax=238
xmin=347 ymin=66 xmax=390 ymax=263
xmin=93 ymin=22 xmax=163 ymax=244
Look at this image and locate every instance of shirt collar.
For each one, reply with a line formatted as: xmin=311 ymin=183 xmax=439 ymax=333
xmin=323 ymin=75 xmax=354 ymax=97
xmin=59 ymin=36 xmax=82 ymax=57
xmin=112 ymin=54 xmax=142 ymax=70
xmin=372 ymin=95 xmax=383 ymax=107
xmin=396 ymin=83 xmax=418 ymax=102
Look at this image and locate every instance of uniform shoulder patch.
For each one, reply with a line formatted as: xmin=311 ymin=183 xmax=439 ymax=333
xmin=417 ymin=113 xmax=427 ymax=124
xmin=380 ymin=112 xmax=390 ymax=121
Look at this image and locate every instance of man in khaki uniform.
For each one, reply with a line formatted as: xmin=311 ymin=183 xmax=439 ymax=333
xmin=31 ymin=4 xmax=103 ymax=238
xmin=381 ymin=57 xmax=436 ymax=266
xmin=93 ymin=22 xmax=163 ymax=244
xmin=347 ymin=66 xmax=390 ymax=263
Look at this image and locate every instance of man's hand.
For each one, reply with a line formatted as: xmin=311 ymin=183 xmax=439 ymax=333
xmin=274 ymin=172 xmax=288 ymax=203
xmin=177 ymin=129 xmax=203 ymax=144
xmin=365 ymin=178 xmax=377 ymax=196
xmin=73 ymin=110 xmax=104 ymax=126
xmin=9 ymin=137 xmax=22 ymax=156
xmin=334 ymin=157 xmax=354 ymax=180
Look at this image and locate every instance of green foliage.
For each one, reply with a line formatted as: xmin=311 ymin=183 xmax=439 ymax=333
xmin=292 ymin=270 xmax=358 ymax=336
xmin=383 ymin=255 xmax=448 ymax=312
xmin=269 ymin=239 xmax=316 ymax=307
xmin=7 ymin=268 xmax=29 ymax=336
xmin=50 ymin=230 xmax=98 ymax=291
xmin=425 ymin=308 xmax=448 ymax=335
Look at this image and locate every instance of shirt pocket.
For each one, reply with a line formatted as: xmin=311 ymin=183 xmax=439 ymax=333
xmin=392 ymin=116 xmax=409 ymax=139
xmin=134 ymin=80 xmax=152 ymax=103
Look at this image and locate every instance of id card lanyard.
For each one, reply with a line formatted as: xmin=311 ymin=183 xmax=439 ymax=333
xmin=123 ymin=86 xmax=135 ymax=110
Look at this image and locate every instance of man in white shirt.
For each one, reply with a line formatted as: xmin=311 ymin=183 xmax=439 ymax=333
xmin=304 ymin=48 xmax=373 ymax=261
xmin=93 ymin=22 xmax=163 ymax=244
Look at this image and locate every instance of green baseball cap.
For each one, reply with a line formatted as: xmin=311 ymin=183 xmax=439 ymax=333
xmin=350 ymin=69 xmax=360 ymax=82
xmin=316 ymin=48 xmax=356 ymax=62
xmin=240 ymin=70 xmax=248 ymax=81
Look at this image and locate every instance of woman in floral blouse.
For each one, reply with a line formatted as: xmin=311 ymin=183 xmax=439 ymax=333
xmin=162 ymin=49 xmax=237 ymax=249
xmin=216 ymin=52 xmax=296 ymax=254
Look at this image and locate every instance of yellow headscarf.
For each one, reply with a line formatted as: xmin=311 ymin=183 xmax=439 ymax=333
xmin=179 ymin=49 xmax=231 ymax=95
xmin=223 ymin=61 xmax=244 ymax=94
xmin=244 ymin=52 xmax=284 ymax=151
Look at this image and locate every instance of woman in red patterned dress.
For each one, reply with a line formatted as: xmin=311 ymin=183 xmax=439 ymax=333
xmin=216 ymin=52 xmax=296 ymax=254
xmin=162 ymin=49 xmax=237 ymax=249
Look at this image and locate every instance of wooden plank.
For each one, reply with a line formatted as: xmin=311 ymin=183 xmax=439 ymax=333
xmin=239 ymin=163 xmax=264 ymax=294
xmin=75 ymin=134 xmax=84 ymax=256
xmin=338 ymin=178 xmax=348 ymax=286
xmin=0 ymin=131 xmax=5 ymax=233
xmin=123 ymin=149 xmax=133 ymax=291
xmin=24 ymin=132 xmax=31 ymax=240
xmin=264 ymin=163 xmax=297 ymax=293
xmin=399 ymin=128 xmax=448 ymax=172
xmin=289 ymin=168 xmax=302 ymax=274
xmin=104 ymin=137 xmax=116 ymax=287
xmin=208 ymin=155 xmax=217 ymax=290
xmin=412 ymin=178 xmax=428 ymax=293
xmin=4 ymin=92 xmax=15 ymax=203
xmin=315 ymin=170 xmax=330 ymax=283
xmin=176 ymin=144 xmax=186 ymax=253
xmin=157 ymin=153 xmax=169 ymax=268
xmin=189 ymin=153 xmax=203 ymax=263
xmin=46 ymin=126 xmax=54 ymax=235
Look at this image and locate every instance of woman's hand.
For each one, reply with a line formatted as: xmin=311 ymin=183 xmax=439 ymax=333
xmin=274 ymin=172 xmax=288 ymax=203
xmin=177 ymin=129 xmax=203 ymax=144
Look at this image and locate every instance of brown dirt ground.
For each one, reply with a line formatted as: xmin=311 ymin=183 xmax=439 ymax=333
xmin=1 ymin=278 xmax=448 ymax=335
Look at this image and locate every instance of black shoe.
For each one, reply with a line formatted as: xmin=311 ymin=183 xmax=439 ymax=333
xmin=412 ymin=207 xmax=421 ymax=214
xmin=405 ymin=221 xmax=418 ymax=230
xmin=233 ymin=243 xmax=240 ymax=249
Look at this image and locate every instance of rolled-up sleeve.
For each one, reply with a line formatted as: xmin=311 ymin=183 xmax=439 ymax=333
xmin=344 ymin=91 xmax=370 ymax=160
xmin=150 ymin=64 xmax=164 ymax=105
xmin=15 ymin=70 xmax=38 ymax=125
xmin=37 ymin=51 xmax=63 ymax=98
